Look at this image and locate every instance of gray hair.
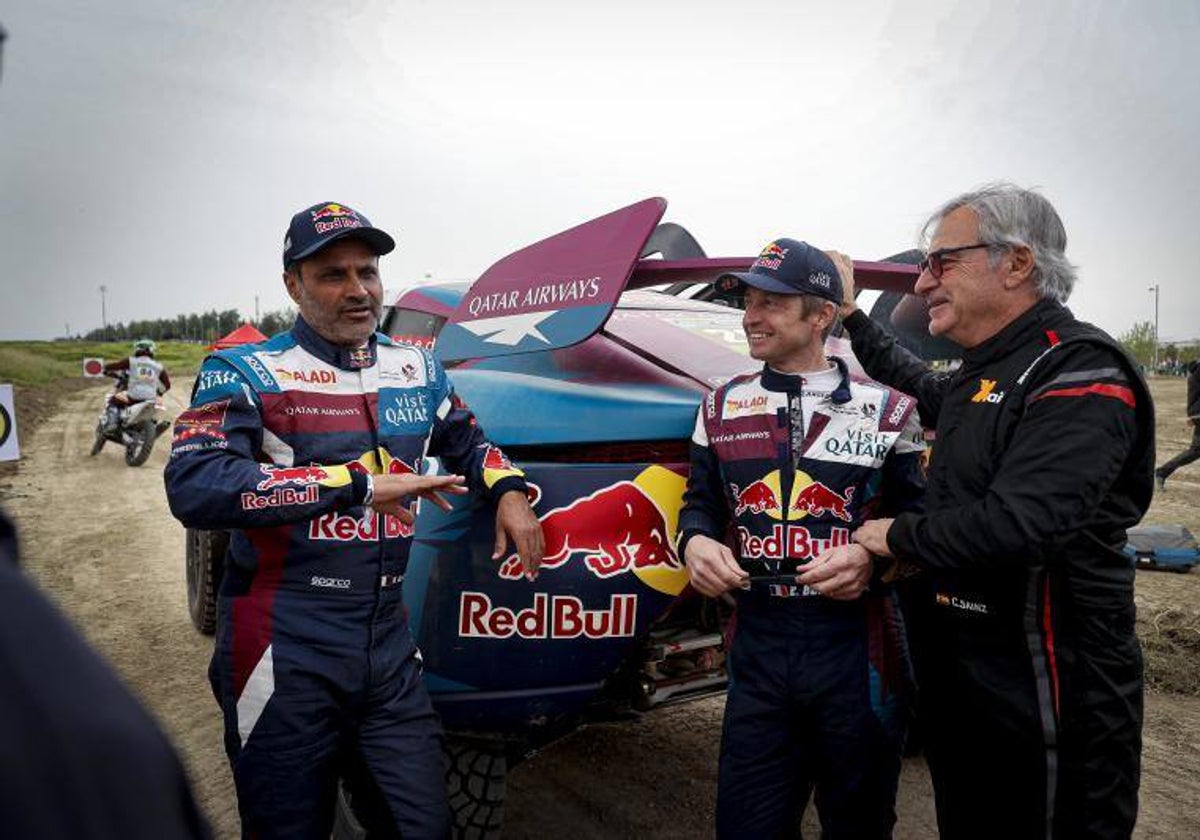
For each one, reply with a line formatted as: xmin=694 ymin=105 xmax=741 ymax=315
xmin=921 ymin=182 xmax=1078 ymax=303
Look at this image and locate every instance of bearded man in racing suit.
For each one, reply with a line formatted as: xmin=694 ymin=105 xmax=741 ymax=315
xmin=678 ymin=240 xmax=925 ymax=839
xmin=841 ymin=184 xmax=1154 ymax=839
xmin=164 ymin=202 xmax=543 ymax=839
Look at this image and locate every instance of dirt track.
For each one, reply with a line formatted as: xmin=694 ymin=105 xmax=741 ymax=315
xmin=2 ymin=379 xmax=1199 ymax=838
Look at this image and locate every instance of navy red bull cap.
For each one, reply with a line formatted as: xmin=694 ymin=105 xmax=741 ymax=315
xmin=283 ymin=201 xmax=396 ymax=268
xmin=716 ymin=238 xmax=843 ymax=304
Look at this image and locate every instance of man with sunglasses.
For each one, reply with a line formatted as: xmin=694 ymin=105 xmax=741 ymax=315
xmin=678 ymin=239 xmax=925 ymax=838
xmin=834 ymin=183 xmax=1154 ymax=839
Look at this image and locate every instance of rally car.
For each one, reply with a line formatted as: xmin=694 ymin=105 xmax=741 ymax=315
xmin=184 ymin=198 xmax=923 ymax=836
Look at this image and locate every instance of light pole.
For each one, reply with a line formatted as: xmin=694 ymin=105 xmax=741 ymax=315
xmin=1148 ymin=284 xmax=1159 ymax=373
xmin=99 ymin=285 xmax=108 ymax=341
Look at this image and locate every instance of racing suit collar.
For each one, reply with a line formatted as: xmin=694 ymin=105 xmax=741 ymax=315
xmin=962 ymin=299 xmax=1070 ymax=366
xmin=292 ymin=316 xmax=378 ymax=371
xmin=759 ymin=356 xmax=853 ymax=404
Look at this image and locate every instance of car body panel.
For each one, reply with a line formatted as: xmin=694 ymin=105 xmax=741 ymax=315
xmin=380 ymin=199 xmax=928 ymax=742
xmin=436 ymin=198 xmax=666 ymax=362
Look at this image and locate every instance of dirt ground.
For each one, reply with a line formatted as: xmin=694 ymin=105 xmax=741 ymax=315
xmin=1 ymin=375 xmax=1197 ymax=839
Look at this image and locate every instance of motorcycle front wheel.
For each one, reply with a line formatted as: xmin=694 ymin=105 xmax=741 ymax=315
xmin=90 ymin=421 xmax=106 ymax=456
xmin=124 ymin=420 xmax=156 ymax=467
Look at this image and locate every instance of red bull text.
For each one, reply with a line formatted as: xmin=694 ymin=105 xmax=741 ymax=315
xmin=240 ymin=485 xmax=319 ymax=511
xmin=738 ymin=525 xmax=851 ymax=560
xmin=459 ymin=592 xmax=637 ymax=640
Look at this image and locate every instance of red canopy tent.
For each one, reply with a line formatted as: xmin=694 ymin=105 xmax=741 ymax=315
xmin=209 ymin=323 xmax=268 ymax=350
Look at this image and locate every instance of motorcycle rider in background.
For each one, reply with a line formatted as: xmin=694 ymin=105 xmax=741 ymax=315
xmin=103 ymin=339 xmax=171 ymax=433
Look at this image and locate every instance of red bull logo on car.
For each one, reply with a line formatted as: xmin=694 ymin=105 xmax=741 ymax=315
xmin=498 ymin=480 xmax=680 ymax=580
xmin=459 ymin=592 xmax=637 ymax=640
xmin=495 ymin=467 xmax=689 ymax=597
xmin=730 ymin=470 xmax=854 ymax=522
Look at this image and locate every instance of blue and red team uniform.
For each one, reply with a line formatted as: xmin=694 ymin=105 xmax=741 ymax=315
xmin=165 ymin=316 xmax=526 ymax=838
xmin=679 ymin=358 xmax=925 ymax=839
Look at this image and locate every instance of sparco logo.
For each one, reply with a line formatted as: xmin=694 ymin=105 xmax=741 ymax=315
xmin=888 ymin=396 xmax=912 ymax=425
xmin=310 ymin=575 xmax=352 ymax=590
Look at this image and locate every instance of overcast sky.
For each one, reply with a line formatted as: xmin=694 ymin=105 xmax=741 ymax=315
xmin=2 ymin=0 xmax=1197 ymax=342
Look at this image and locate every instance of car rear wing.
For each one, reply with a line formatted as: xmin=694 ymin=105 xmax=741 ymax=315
xmin=435 ymin=197 xmax=921 ymax=363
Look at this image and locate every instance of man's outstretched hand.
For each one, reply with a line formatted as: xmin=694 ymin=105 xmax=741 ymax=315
xmin=370 ymin=473 xmax=469 ymax=524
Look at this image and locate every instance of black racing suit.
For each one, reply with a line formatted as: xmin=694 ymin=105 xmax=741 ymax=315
xmin=679 ymin=359 xmax=925 ymax=838
xmin=844 ymin=299 xmax=1154 ymax=839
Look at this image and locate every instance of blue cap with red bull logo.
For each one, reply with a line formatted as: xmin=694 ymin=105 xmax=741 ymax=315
xmin=283 ymin=201 xmax=396 ymax=268
xmin=716 ymin=238 xmax=842 ymax=304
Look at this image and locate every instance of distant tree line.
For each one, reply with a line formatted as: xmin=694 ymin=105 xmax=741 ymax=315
xmin=1118 ymin=320 xmax=1199 ymax=372
xmin=82 ymin=308 xmax=296 ymax=343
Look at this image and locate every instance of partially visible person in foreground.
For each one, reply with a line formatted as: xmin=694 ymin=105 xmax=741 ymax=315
xmin=678 ymin=240 xmax=925 ymax=838
xmin=0 ymin=510 xmax=211 ymax=839
xmin=835 ymin=183 xmax=1154 ymax=839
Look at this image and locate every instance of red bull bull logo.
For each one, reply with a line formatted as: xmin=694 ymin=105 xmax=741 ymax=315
xmin=791 ymin=482 xmax=854 ymax=522
xmin=498 ymin=481 xmax=679 ymax=580
xmin=257 ymin=465 xmax=332 ymax=491
xmin=309 ymin=203 xmax=358 ymax=221
xmin=732 ymin=480 xmax=781 ymax=516
xmin=730 ymin=471 xmax=855 ymax=523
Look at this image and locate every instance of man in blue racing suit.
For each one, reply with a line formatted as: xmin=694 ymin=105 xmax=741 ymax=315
xmin=164 ymin=201 xmax=543 ymax=839
xmin=677 ymin=240 xmax=925 ymax=838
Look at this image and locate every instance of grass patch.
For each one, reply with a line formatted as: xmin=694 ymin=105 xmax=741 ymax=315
xmin=1140 ymin=605 xmax=1200 ymax=696
xmin=0 ymin=341 xmax=210 ymax=387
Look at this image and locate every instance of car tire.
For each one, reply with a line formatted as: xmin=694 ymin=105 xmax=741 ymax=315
xmin=186 ymin=529 xmax=227 ymax=635
xmin=125 ymin=420 xmax=156 ymax=466
xmin=446 ymin=738 xmax=507 ymax=839
xmin=332 ymin=738 xmax=508 ymax=839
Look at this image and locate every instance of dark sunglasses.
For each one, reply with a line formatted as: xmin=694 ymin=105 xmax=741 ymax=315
xmin=918 ymin=243 xmax=996 ymax=278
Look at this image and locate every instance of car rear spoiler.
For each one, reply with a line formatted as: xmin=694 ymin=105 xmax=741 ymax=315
xmin=435 ymin=197 xmax=921 ymax=363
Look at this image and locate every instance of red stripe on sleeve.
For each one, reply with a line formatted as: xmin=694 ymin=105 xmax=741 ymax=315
xmin=1031 ymin=383 xmax=1136 ymax=408
xmin=1045 ymin=330 xmax=1060 ymax=346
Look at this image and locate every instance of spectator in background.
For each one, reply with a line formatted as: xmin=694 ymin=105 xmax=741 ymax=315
xmin=1156 ymin=358 xmax=1200 ymax=488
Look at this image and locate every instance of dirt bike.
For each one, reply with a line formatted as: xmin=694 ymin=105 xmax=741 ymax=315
xmin=90 ymin=371 xmax=170 ymax=467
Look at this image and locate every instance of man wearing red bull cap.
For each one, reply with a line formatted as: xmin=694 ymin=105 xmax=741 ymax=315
xmin=164 ymin=201 xmax=543 ymax=839
xmin=677 ymin=238 xmax=925 ymax=838
xmin=835 ymin=184 xmax=1154 ymax=839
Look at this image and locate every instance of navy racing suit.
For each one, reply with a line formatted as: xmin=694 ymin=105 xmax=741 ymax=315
xmin=678 ymin=359 xmax=925 ymax=839
xmin=164 ymin=317 xmax=526 ymax=839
